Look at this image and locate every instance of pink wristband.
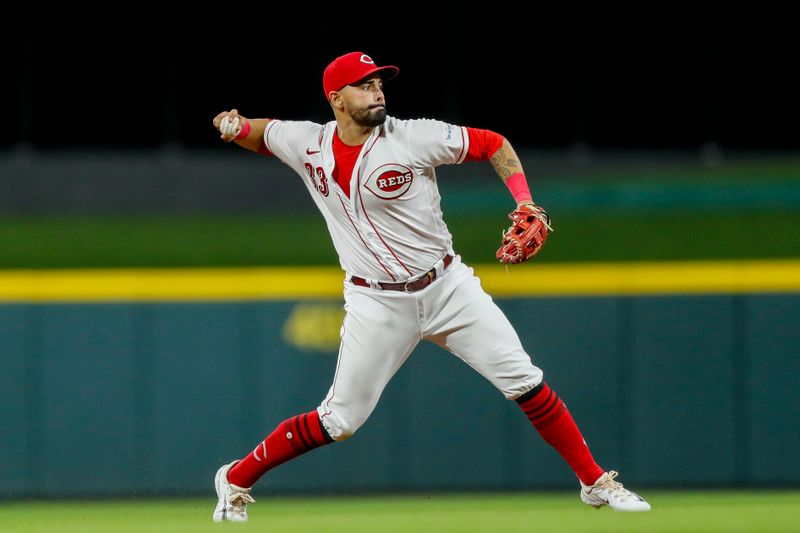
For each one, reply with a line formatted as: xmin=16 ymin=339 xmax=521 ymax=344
xmin=235 ymin=121 xmax=251 ymax=140
xmin=505 ymin=172 xmax=532 ymax=204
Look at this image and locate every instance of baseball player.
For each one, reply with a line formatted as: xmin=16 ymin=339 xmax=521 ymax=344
xmin=210 ymin=51 xmax=650 ymax=522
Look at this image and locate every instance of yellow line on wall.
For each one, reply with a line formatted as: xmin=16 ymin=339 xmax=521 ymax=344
xmin=0 ymin=260 xmax=799 ymax=302
xmin=0 ymin=267 xmax=345 ymax=302
xmin=483 ymin=260 xmax=800 ymax=296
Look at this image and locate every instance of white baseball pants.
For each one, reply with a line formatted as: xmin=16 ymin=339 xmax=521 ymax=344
xmin=317 ymin=254 xmax=544 ymax=441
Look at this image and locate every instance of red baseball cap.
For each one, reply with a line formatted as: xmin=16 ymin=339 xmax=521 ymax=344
xmin=323 ymin=52 xmax=399 ymax=100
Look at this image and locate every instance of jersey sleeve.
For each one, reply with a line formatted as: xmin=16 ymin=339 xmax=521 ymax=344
xmin=406 ymin=119 xmax=470 ymax=168
xmin=262 ymin=119 xmax=321 ymax=168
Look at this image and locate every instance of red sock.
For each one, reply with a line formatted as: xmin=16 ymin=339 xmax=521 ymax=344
xmin=227 ymin=410 xmax=334 ymax=488
xmin=517 ymin=383 xmax=605 ymax=485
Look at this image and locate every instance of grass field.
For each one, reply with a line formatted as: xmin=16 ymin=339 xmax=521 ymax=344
xmin=1 ymin=491 xmax=798 ymax=532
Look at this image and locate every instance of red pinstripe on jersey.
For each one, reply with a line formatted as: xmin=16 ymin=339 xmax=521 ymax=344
xmin=321 ymin=327 xmax=345 ymax=420
xmin=338 ymin=195 xmax=397 ymax=281
xmin=355 ymin=126 xmax=414 ymax=277
xmin=457 ymin=126 xmax=466 ymax=163
xmin=263 ymin=120 xmax=279 ymax=154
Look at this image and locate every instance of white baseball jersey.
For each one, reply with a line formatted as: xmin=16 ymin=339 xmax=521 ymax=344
xmin=263 ymin=116 xmax=470 ymax=284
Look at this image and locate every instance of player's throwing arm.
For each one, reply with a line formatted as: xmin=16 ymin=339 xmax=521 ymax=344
xmin=212 ymin=109 xmax=272 ymax=153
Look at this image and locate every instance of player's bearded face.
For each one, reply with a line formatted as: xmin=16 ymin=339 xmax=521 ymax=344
xmin=346 ymin=100 xmax=386 ymax=128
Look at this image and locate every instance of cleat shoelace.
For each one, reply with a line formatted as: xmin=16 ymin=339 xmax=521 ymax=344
xmin=229 ymin=491 xmax=256 ymax=509
xmin=593 ymin=470 xmax=636 ymax=502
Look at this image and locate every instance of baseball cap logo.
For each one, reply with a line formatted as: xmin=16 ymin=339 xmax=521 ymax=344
xmin=323 ymin=51 xmax=399 ymax=99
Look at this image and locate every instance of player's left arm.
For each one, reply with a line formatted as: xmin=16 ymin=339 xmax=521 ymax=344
xmin=464 ymin=128 xmax=535 ymax=209
xmin=485 ymin=134 xmax=553 ymax=263
xmin=410 ymin=120 xmax=535 ymax=208
xmin=487 ymin=138 xmax=534 ymax=209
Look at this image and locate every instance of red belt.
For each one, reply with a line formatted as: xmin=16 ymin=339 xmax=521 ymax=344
xmin=351 ymin=254 xmax=454 ymax=293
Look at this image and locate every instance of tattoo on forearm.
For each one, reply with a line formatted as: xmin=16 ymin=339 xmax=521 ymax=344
xmin=490 ymin=144 xmax=522 ymax=180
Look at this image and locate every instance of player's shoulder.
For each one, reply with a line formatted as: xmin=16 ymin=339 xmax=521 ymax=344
xmin=383 ymin=117 xmax=461 ymax=147
xmin=271 ymin=119 xmax=324 ymax=133
xmin=267 ymin=119 xmax=324 ymax=147
xmin=384 ymin=116 xmax=444 ymax=129
xmin=383 ymin=116 xmax=451 ymax=135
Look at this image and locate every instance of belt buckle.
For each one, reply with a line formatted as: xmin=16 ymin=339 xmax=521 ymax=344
xmin=403 ymin=278 xmax=415 ymax=293
xmin=405 ymin=270 xmax=433 ymax=293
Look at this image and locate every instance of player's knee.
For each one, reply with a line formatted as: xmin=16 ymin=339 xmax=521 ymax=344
xmin=503 ymin=363 xmax=544 ymax=400
xmin=326 ymin=420 xmax=362 ymax=441
xmin=318 ymin=410 xmax=367 ymax=442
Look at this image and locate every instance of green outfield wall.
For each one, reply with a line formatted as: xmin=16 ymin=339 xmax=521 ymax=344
xmin=1 ymin=210 xmax=800 ymax=269
xmin=1 ymin=262 xmax=798 ymax=497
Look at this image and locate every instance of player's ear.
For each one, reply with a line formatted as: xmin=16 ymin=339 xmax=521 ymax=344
xmin=329 ymin=91 xmax=344 ymax=111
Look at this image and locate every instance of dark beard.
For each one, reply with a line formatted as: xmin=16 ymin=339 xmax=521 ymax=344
xmin=347 ymin=104 xmax=386 ymax=128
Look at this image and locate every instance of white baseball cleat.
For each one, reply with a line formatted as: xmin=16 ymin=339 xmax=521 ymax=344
xmin=212 ymin=460 xmax=256 ymax=522
xmin=580 ymin=470 xmax=651 ymax=512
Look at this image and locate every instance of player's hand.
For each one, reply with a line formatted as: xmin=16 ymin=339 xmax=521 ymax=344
xmin=496 ymin=203 xmax=553 ymax=264
xmin=213 ymin=109 xmax=248 ymax=142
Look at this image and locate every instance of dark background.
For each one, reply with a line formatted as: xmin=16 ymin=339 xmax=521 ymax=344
xmin=5 ymin=1 xmax=799 ymax=151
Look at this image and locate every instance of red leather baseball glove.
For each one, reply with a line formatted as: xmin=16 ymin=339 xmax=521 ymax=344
xmin=496 ymin=203 xmax=553 ymax=264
